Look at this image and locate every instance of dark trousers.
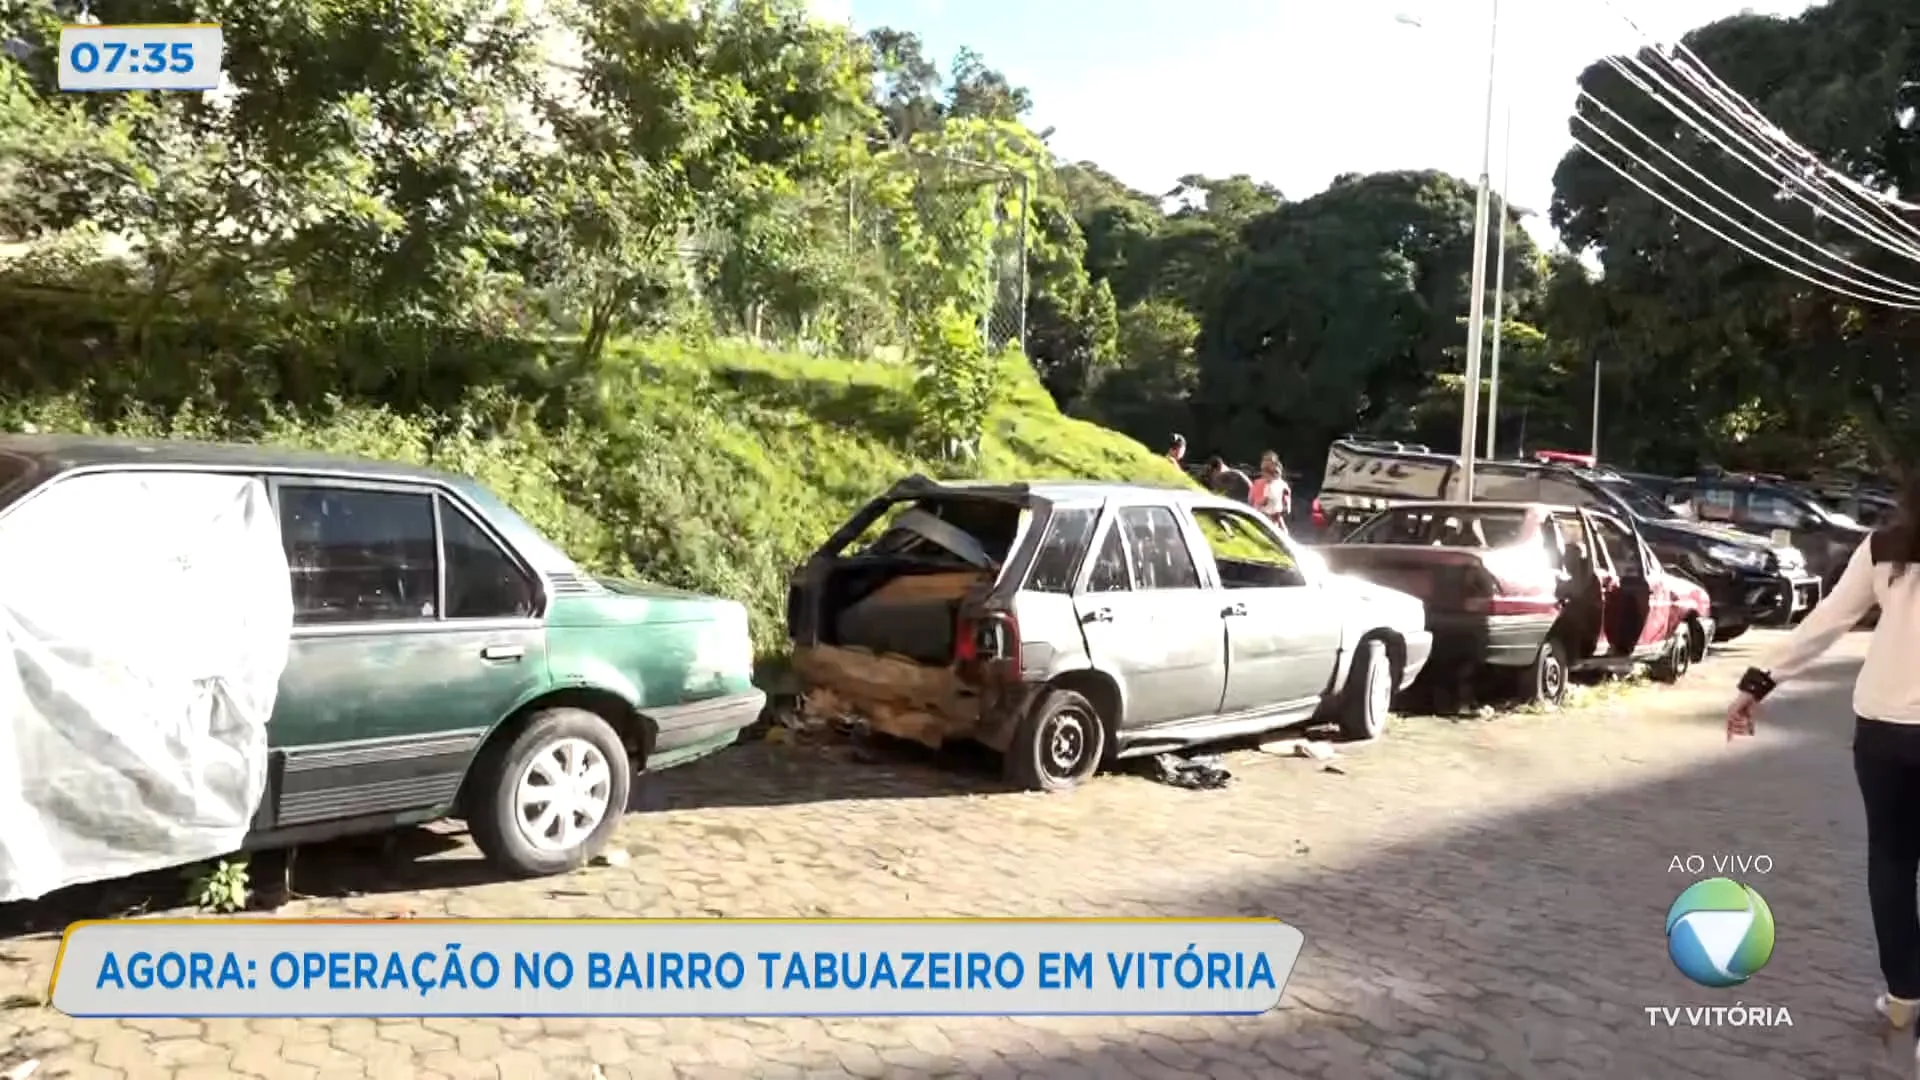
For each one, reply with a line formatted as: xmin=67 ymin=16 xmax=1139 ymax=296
xmin=1854 ymin=717 xmax=1920 ymax=998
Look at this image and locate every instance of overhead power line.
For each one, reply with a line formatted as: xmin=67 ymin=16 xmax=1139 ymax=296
xmin=1573 ymin=91 xmax=1920 ymax=301
xmin=1568 ymin=131 xmax=1920 ymax=310
xmin=1600 ymin=52 xmax=1920 ymax=265
xmin=1660 ymin=30 xmax=1920 ymax=218
xmin=1597 ymin=0 xmax=1920 ymax=250
xmin=1566 ymin=0 xmax=1920 ymax=306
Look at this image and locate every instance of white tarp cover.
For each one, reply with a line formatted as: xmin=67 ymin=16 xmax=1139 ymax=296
xmin=0 ymin=471 xmax=292 ymax=902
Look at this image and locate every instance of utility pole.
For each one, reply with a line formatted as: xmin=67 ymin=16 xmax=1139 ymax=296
xmin=1590 ymin=356 xmax=1603 ymax=459
xmin=1457 ymin=0 xmax=1500 ymax=502
xmin=1484 ymin=101 xmax=1513 ymax=460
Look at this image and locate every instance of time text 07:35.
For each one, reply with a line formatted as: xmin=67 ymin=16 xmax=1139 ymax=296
xmin=57 ymin=24 xmax=223 ymax=92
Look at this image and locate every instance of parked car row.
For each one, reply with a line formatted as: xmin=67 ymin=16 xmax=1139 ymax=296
xmin=0 ymin=432 xmax=1788 ymax=903
xmin=1313 ymin=440 xmax=1824 ymax=643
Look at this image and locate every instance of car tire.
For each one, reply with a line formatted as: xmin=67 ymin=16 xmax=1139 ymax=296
xmin=1338 ymin=637 xmax=1393 ymax=741
xmin=467 ymin=707 xmax=633 ymax=878
xmin=1005 ymin=688 xmax=1106 ymax=792
xmin=1686 ymin=617 xmax=1710 ymax=663
xmin=1652 ymin=622 xmax=1692 ymax=683
xmin=1527 ymin=636 xmax=1570 ymax=710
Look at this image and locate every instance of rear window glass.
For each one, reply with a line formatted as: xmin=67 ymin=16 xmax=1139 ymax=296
xmin=1349 ymin=507 xmax=1531 ymax=548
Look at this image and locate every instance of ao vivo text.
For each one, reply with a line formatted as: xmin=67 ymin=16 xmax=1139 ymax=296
xmin=1667 ymin=854 xmax=1773 ymax=875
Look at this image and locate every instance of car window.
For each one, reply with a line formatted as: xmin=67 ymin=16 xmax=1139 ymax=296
xmin=1551 ymin=515 xmax=1589 ymax=565
xmin=1348 ymin=507 xmax=1529 ymax=548
xmin=1474 ymin=467 xmax=1536 ymax=502
xmin=280 ymin=485 xmax=438 ymax=624
xmin=1692 ymin=486 xmax=1737 ymax=522
xmin=1192 ymin=506 xmax=1303 ymax=589
xmin=1118 ymin=506 xmax=1200 ymax=590
xmin=1594 ymin=477 xmax=1675 ymax=519
xmin=1537 ymin=478 xmax=1600 ymax=510
xmin=1746 ymin=491 xmax=1811 ymax=530
xmin=1084 ymin=523 xmax=1131 ymax=593
xmin=1588 ymin=515 xmax=1643 ymax=580
xmin=1025 ymin=507 xmax=1097 ymax=594
xmin=439 ymin=496 xmax=537 ymax=619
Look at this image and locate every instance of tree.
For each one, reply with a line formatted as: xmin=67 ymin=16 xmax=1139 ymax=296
xmin=1194 ymin=170 xmax=1543 ymax=469
xmin=863 ymin=27 xmax=943 ymax=144
xmin=2 ymin=0 xmax=552 ymax=326
xmin=1545 ymin=0 xmax=1920 ymax=470
xmin=945 ymin=46 xmax=1030 ymax=122
xmin=533 ymin=0 xmax=874 ymax=362
xmin=1082 ymin=299 xmax=1200 ymax=445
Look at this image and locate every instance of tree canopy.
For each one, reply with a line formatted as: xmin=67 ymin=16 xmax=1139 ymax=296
xmin=0 ymin=0 xmax=1912 ymax=481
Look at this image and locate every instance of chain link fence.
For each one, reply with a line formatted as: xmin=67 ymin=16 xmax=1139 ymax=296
xmin=846 ymin=149 xmax=1029 ymax=358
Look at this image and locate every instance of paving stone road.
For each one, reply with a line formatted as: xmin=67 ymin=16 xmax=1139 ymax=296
xmin=0 ymin=630 xmax=1908 ymax=1079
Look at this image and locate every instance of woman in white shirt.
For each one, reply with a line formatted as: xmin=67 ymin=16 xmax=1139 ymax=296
xmin=1728 ymin=500 xmax=1920 ymax=1028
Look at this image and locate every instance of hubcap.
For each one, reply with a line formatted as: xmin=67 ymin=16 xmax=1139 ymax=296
xmin=1543 ymin=653 xmax=1565 ymax=699
xmin=513 ymin=737 xmax=613 ymax=853
xmin=1674 ymin=626 xmax=1691 ymax=671
xmin=1042 ymin=711 xmax=1089 ymax=779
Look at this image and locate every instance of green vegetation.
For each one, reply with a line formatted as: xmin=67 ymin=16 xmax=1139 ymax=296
xmin=0 ymin=339 xmax=1180 ymax=658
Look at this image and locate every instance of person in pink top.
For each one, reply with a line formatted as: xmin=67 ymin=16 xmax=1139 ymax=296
xmin=1250 ymin=452 xmax=1291 ymax=533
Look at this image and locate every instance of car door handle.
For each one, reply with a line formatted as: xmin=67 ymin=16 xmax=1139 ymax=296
xmin=1081 ymin=608 xmax=1113 ymax=624
xmin=480 ymin=643 xmax=525 ymax=662
xmin=1222 ymin=602 xmax=1248 ymax=617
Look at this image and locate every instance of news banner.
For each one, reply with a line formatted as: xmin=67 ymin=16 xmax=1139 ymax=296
xmin=50 ymin=919 xmax=1305 ymax=1018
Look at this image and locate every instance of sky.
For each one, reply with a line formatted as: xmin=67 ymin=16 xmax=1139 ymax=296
xmin=814 ymin=0 xmax=1820 ymax=251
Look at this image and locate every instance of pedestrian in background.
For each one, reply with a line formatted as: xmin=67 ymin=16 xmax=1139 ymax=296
xmin=1166 ymin=434 xmax=1187 ymax=469
xmin=1251 ymin=451 xmax=1291 ymax=532
xmin=1205 ymin=456 xmax=1252 ymax=504
xmin=1726 ymin=469 xmax=1920 ymax=1031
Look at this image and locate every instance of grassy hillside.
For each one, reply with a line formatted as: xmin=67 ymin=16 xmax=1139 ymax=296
xmin=0 ymin=338 xmax=1187 ymax=658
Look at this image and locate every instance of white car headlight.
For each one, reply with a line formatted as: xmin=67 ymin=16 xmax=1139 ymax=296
xmin=1706 ymin=543 xmax=1769 ymax=572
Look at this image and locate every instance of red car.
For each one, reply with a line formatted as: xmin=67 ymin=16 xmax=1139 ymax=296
xmin=1319 ymin=501 xmax=1713 ymax=707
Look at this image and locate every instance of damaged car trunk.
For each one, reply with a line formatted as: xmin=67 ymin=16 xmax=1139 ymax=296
xmin=787 ymin=477 xmax=1033 ymax=751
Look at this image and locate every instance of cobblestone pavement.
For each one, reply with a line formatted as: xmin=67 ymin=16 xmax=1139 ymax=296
xmin=0 ymin=631 xmax=1906 ymax=1079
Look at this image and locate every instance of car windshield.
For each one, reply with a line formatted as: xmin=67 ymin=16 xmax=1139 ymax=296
xmin=1348 ymin=507 xmax=1529 ymax=548
xmin=1594 ymin=477 xmax=1675 ymax=520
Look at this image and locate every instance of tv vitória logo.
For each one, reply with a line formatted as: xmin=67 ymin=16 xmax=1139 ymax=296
xmin=1666 ymin=877 xmax=1775 ymax=988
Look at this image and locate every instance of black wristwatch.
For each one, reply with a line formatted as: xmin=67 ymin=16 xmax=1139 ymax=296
xmin=1737 ymin=667 xmax=1777 ymax=701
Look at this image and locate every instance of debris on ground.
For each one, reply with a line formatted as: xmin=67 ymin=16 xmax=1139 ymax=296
xmin=2 ymin=1058 xmax=39 ymax=1080
xmin=589 ymin=848 xmax=631 ymax=869
xmin=1144 ymin=753 xmax=1232 ymax=790
xmin=1258 ymin=737 xmax=1338 ymax=760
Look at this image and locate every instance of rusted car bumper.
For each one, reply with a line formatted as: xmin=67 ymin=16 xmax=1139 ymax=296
xmin=791 ymin=645 xmax=1031 ymax=753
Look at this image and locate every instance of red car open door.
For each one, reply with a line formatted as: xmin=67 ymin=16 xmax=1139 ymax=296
xmin=1584 ymin=510 xmax=1661 ymax=656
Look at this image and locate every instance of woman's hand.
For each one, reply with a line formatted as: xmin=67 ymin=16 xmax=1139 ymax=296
xmin=1726 ymin=692 xmax=1760 ymax=740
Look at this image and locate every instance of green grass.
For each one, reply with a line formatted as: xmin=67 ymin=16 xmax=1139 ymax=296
xmin=0 ymin=337 xmax=1190 ymax=661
